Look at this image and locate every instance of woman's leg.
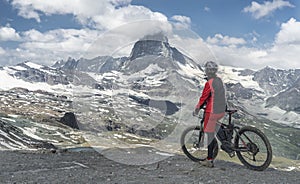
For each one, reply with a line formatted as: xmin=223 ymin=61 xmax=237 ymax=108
xmin=207 ymin=132 xmax=216 ymax=160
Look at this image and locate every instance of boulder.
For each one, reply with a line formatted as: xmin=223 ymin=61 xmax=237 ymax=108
xmin=59 ymin=112 xmax=80 ymax=129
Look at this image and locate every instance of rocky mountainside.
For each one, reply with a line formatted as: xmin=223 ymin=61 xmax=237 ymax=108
xmin=4 ymin=62 xmax=70 ymax=85
xmin=0 ymin=35 xmax=299 ymax=162
xmin=58 ymin=56 xmax=128 ymax=73
xmin=221 ymin=66 xmax=300 ymax=126
xmin=253 ymin=66 xmax=300 ymax=95
xmin=266 ymin=77 xmax=300 ymax=112
xmin=0 ymin=88 xmax=85 ymax=150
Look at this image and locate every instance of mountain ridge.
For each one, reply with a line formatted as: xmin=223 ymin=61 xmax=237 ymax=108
xmin=0 ymin=36 xmax=299 ymax=161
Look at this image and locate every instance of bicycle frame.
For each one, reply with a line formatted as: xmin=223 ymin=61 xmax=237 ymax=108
xmin=185 ymin=108 xmax=272 ymax=170
xmin=195 ymin=109 xmax=253 ymax=153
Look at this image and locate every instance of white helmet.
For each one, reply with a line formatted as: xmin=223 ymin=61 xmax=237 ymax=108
xmin=204 ymin=61 xmax=218 ymax=74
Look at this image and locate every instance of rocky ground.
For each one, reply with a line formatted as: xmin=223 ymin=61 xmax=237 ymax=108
xmin=0 ymin=88 xmax=299 ymax=184
xmin=0 ymin=148 xmax=299 ymax=184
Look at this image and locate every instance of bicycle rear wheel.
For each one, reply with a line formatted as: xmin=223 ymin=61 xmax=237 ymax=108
xmin=234 ymin=126 xmax=272 ymax=171
xmin=181 ymin=126 xmax=218 ymax=162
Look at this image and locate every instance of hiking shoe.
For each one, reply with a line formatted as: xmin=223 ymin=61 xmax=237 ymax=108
xmin=199 ymin=159 xmax=214 ymax=168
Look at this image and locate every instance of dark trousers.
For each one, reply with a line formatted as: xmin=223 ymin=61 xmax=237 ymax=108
xmin=207 ymin=132 xmax=216 ymax=160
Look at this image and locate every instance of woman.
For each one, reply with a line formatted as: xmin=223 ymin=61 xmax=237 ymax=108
xmin=194 ymin=61 xmax=226 ymax=168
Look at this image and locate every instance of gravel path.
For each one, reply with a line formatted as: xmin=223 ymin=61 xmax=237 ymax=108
xmin=0 ymin=148 xmax=299 ymax=184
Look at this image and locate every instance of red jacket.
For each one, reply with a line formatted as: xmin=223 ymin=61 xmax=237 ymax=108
xmin=196 ymin=76 xmax=226 ymax=114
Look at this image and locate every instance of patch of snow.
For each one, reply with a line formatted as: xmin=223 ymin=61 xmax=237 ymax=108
xmin=39 ymin=68 xmax=58 ymax=75
xmin=0 ymin=141 xmax=18 ymax=150
xmin=123 ymin=132 xmax=152 ymax=141
xmin=0 ymin=131 xmax=26 ymax=148
xmin=177 ymin=62 xmax=203 ymax=77
xmin=155 ymin=151 xmax=174 ymax=157
xmin=8 ymin=114 xmax=21 ymax=118
xmin=142 ymin=64 xmax=165 ymax=75
xmin=281 ymin=166 xmax=296 ymax=171
xmin=12 ymin=66 xmax=27 ymax=71
xmin=0 ymin=70 xmax=54 ymax=92
xmin=112 ymin=88 xmax=150 ymax=99
xmin=0 ymin=117 xmax=16 ymax=122
xmin=114 ymin=134 xmax=125 ymax=139
xmin=19 ymin=127 xmax=45 ymax=141
xmin=87 ymin=72 xmax=104 ymax=82
xmin=3 ymin=66 xmax=17 ymax=75
xmin=242 ymin=100 xmax=300 ymax=128
xmin=220 ymin=66 xmax=263 ymax=92
xmin=25 ymin=62 xmax=43 ymax=69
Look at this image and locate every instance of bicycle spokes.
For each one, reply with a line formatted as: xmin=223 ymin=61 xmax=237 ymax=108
xmin=235 ymin=127 xmax=272 ymax=170
xmin=185 ymin=130 xmax=207 ymax=157
xmin=181 ymin=126 xmax=219 ymax=162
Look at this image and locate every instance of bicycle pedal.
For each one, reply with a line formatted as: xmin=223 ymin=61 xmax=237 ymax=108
xmin=228 ymin=152 xmax=235 ymax=158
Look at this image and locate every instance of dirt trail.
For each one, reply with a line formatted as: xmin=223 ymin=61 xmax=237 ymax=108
xmin=0 ymin=148 xmax=299 ymax=184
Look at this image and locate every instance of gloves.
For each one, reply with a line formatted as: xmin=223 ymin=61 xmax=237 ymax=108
xmin=193 ymin=108 xmax=200 ymax=116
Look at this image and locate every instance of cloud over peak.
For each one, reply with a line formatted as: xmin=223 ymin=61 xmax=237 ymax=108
xmin=171 ymin=15 xmax=191 ymax=29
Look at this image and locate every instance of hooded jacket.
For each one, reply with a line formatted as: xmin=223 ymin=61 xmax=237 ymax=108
xmin=196 ymin=76 xmax=226 ymax=114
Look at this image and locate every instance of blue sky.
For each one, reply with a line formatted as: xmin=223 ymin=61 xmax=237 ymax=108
xmin=0 ymin=0 xmax=299 ymax=69
xmin=132 ymin=0 xmax=298 ymax=44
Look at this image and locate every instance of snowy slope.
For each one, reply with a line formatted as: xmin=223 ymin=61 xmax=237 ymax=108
xmin=220 ymin=66 xmax=263 ymax=92
xmin=0 ymin=69 xmax=60 ymax=92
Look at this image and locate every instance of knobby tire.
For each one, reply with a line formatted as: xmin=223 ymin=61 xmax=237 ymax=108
xmin=181 ymin=126 xmax=218 ymax=162
xmin=234 ymin=126 xmax=272 ymax=171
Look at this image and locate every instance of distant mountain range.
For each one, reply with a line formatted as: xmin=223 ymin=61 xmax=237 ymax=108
xmin=0 ymin=34 xmax=299 ymax=159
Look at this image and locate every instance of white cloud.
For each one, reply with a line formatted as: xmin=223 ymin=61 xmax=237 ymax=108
xmin=209 ymin=43 xmax=300 ymax=70
xmin=206 ymin=34 xmax=246 ymax=46
xmin=275 ymin=18 xmax=300 ymax=45
xmin=204 ymin=6 xmax=210 ymax=12
xmin=170 ymin=35 xmax=214 ymax=65
xmin=22 ymin=29 xmax=56 ymax=42
xmin=10 ymin=0 xmax=112 ymax=23
xmin=3 ymin=17 xmax=299 ymax=69
xmin=265 ymin=17 xmax=300 ymax=69
xmin=0 ymin=47 xmax=5 ymax=55
xmin=21 ymin=28 xmax=100 ymax=59
xmin=5 ymin=0 xmax=186 ymax=65
xmin=243 ymin=0 xmax=294 ymax=19
xmin=9 ymin=0 xmax=168 ymax=31
xmin=0 ymin=20 xmax=174 ymax=66
xmin=3 ymin=0 xmax=171 ymax=65
xmin=3 ymin=0 xmax=299 ymax=70
xmin=110 ymin=0 xmax=132 ymax=6
xmin=85 ymin=20 xmax=173 ymax=59
xmin=91 ymin=5 xmax=168 ymax=30
xmin=0 ymin=26 xmax=21 ymax=41
xmin=207 ymin=18 xmax=300 ymax=69
xmin=171 ymin=15 xmax=191 ymax=29
xmin=0 ymin=28 xmax=102 ymax=66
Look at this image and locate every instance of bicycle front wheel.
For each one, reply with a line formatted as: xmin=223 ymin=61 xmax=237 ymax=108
xmin=180 ymin=126 xmax=218 ymax=162
xmin=234 ymin=126 xmax=272 ymax=171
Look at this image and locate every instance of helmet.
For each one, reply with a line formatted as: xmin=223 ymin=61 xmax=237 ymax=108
xmin=204 ymin=61 xmax=218 ymax=74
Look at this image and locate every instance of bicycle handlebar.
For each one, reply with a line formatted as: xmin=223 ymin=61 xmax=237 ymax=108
xmin=193 ymin=108 xmax=238 ymax=118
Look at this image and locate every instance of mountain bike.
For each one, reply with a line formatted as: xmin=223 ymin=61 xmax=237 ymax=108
xmin=180 ymin=108 xmax=272 ymax=171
